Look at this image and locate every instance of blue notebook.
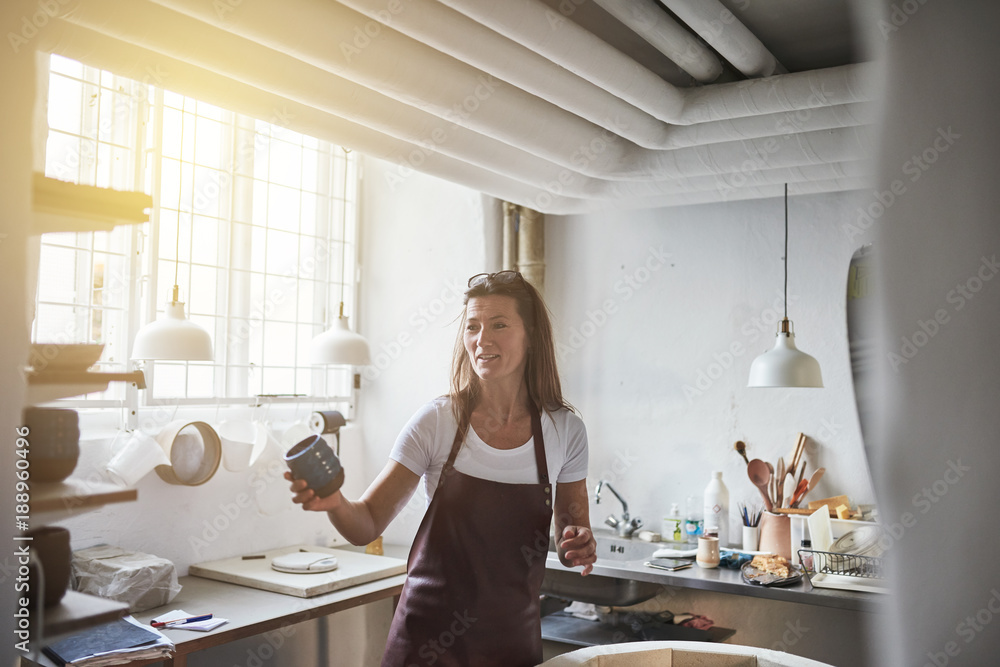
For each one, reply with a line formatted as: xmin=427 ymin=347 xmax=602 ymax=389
xmin=43 ymin=618 xmax=161 ymax=665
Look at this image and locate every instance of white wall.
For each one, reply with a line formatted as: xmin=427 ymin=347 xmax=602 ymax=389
xmin=545 ymin=192 xmax=877 ymax=539
xmin=540 ymin=192 xmax=877 ymax=666
xmin=355 ymin=155 xmax=499 ymax=545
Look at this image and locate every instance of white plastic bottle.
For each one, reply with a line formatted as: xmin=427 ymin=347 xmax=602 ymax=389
xmin=703 ymin=471 xmax=730 ymax=548
xmin=661 ymin=503 xmax=683 ymax=544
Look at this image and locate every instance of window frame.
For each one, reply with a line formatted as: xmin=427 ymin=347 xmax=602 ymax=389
xmin=35 ymin=54 xmax=362 ymax=426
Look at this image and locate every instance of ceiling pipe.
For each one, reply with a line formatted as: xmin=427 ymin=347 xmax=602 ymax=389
xmin=333 ymin=0 xmax=867 ymax=148
xmin=592 ymin=0 xmax=723 ymax=83
xmin=43 ymin=15 xmax=867 ymax=205
xmin=516 ymin=207 xmax=545 ymax=295
xmin=658 ymin=0 xmax=786 ymax=78
xmin=334 ymin=0 xmax=676 ymax=150
xmin=59 ymin=0 xmax=871 ymax=182
xmin=433 ymin=0 xmax=688 ymax=124
xmin=47 ymin=0 xmax=874 ymax=213
xmin=144 ymin=0 xmax=869 ymax=132
xmin=47 ymin=20 xmax=867 ymax=215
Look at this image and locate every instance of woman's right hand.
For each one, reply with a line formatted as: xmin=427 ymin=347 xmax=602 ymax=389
xmin=285 ymin=471 xmax=343 ymax=512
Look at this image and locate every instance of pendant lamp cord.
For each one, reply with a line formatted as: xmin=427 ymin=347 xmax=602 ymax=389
xmin=339 ymin=148 xmax=350 ymax=317
xmin=783 ymin=183 xmax=788 ymax=321
xmin=173 ymin=110 xmax=185 ymax=302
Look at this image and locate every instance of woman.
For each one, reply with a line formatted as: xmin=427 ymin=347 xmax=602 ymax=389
xmin=287 ymin=270 xmax=596 ymax=666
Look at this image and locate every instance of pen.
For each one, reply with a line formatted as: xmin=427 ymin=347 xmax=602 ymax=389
xmin=151 ymin=614 xmax=213 ymax=628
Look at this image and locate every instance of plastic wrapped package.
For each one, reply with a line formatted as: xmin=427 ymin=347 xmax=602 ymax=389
xmin=71 ymin=545 xmax=182 ymax=612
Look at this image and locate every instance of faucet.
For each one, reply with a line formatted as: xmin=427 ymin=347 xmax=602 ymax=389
xmin=594 ymin=480 xmax=643 ymax=538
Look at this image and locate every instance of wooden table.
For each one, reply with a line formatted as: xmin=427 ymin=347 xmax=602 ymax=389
xmin=23 ymin=573 xmax=405 ymax=667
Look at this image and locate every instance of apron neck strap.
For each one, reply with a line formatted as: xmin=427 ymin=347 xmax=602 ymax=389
xmin=444 ymin=401 xmax=550 ymax=485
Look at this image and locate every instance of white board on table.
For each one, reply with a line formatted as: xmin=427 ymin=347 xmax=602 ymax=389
xmin=189 ymin=545 xmax=407 ymax=598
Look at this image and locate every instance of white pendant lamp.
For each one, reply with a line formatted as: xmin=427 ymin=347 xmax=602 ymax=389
xmin=311 ymin=150 xmax=371 ymax=366
xmin=133 ymin=203 xmax=213 ymax=361
xmin=132 ymin=284 xmax=214 ymax=361
xmin=748 ymin=184 xmax=823 ymax=388
xmin=311 ymin=303 xmax=371 ymax=365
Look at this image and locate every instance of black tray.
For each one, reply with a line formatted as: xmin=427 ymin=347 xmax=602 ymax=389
xmin=541 ymin=611 xmax=735 ymax=647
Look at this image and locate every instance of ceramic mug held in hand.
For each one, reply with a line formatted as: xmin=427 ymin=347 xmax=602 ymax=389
xmin=284 ymin=434 xmax=345 ymax=497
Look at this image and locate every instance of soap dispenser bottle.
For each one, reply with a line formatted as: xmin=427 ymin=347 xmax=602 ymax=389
xmin=661 ymin=503 xmax=683 ymax=544
xmin=703 ymin=471 xmax=730 ymax=548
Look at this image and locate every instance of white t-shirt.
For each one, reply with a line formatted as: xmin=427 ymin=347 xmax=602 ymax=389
xmin=390 ymin=396 xmax=589 ymax=502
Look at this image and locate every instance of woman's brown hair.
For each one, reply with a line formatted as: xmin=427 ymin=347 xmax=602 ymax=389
xmin=449 ymin=271 xmax=573 ymax=435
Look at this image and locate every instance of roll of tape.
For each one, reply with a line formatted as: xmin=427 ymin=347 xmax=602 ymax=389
xmin=154 ymin=420 xmax=222 ymax=486
xmin=309 ymin=410 xmax=346 ymax=435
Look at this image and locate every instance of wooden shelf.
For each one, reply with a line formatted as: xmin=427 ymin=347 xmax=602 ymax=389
xmin=32 ymin=173 xmax=152 ymax=235
xmin=43 ymin=590 xmax=131 ymax=638
xmin=26 ymin=369 xmax=146 ymax=404
xmin=33 ymin=479 xmax=137 ymax=520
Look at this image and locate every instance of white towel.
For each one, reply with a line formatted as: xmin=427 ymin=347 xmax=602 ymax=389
xmin=651 ymin=547 xmax=698 ymax=558
xmin=564 ymin=601 xmax=600 ymax=621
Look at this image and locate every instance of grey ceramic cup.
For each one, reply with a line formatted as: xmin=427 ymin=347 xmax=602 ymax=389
xmin=27 ymin=526 xmax=72 ymax=606
xmin=284 ymin=434 xmax=345 ymax=498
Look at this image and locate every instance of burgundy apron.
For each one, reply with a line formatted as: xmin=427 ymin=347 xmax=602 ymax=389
xmin=381 ymin=403 xmax=553 ymax=667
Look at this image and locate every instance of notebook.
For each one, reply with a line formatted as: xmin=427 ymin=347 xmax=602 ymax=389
xmin=43 ymin=618 xmax=162 ymax=666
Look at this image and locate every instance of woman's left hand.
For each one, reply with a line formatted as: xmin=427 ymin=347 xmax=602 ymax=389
xmin=559 ymin=525 xmax=597 ymax=576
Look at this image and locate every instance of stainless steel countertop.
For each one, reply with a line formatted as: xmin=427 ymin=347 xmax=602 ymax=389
xmin=543 ymin=547 xmax=883 ymax=613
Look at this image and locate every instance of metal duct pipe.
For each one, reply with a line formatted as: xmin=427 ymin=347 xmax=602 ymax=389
xmin=659 ymin=0 xmax=786 ymax=77
xmin=434 ymin=0 xmax=686 ymax=123
xmin=502 ymin=202 xmax=518 ymax=271
xmin=48 ymin=0 xmax=874 ymax=213
xmin=334 ymin=0 xmax=676 ymax=150
xmin=516 ymin=207 xmax=545 ymax=295
xmin=75 ymin=0 xmax=871 ymax=180
xmin=592 ymin=0 xmax=723 ymax=82
xmin=335 ymin=0 xmax=867 ymax=149
xmin=39 ymin=18 xmax=869 ymax=213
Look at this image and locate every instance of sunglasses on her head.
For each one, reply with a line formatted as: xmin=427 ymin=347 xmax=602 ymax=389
xmin=467 ymin=270 xmax=526 ymax=288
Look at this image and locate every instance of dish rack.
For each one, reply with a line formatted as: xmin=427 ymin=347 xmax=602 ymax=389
xmin=797 ymin=549 xmax=889 ymax=594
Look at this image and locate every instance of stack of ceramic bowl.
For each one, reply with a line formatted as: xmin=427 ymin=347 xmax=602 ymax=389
xmin=23 ymin=407 xmax=80 ymax=483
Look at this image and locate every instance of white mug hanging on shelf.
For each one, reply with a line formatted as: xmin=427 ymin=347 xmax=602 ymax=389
xmin=106 ymin=430 xmax=170 ymax=487
xmin=216 ymin=420 xmax=257 ymax=472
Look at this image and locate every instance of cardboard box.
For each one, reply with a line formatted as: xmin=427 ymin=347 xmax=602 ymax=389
xmin=540 ymin=641 xmax=832 ymax=666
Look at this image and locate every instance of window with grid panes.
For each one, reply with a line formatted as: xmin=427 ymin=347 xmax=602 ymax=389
xmin=34 ymin=54 xmax=359 ymax=413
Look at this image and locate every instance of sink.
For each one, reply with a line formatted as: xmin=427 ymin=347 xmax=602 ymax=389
xmin=590 ymin=533 xmax=662 ymax=562
xmin=540 ymin=533 xmax=666 ymax=606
